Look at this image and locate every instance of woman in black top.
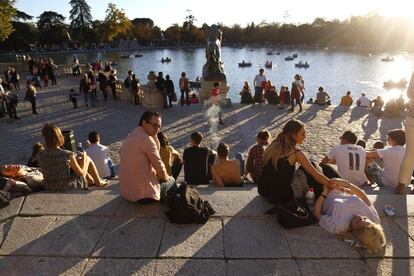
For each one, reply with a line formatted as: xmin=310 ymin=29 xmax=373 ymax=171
xmin=259 ymin=119 xmax=339 ymax=204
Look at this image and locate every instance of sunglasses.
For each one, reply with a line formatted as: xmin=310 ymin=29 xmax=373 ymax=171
xmin=148 ymin=122 xmax=161 ymax=129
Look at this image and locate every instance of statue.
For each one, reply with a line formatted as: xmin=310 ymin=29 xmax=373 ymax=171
xmin=202 ymin=25 xmax=226 ymax=81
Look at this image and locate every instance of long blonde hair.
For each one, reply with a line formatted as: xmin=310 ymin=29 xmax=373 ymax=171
xmin=263 ymin=120 xmax=305 ymax=170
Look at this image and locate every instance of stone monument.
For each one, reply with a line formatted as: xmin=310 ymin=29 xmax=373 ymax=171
xmin=200 ymin=25 xmax=229 ymax=104
xmin=142 ymin=71 xmax=164 ymax=110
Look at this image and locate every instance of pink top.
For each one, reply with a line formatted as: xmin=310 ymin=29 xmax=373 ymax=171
xmin=119 ymin=127 xmax=167 ymax=202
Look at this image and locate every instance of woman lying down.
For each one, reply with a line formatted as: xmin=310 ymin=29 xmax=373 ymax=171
xmin=0 ymin=165 xmax=44 ymax=197
xmin=314 ymin=178 xmax=386 ymax=253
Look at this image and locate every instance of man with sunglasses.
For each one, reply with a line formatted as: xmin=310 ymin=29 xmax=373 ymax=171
xmin=119 ymin=111 xmax=174 ymax=203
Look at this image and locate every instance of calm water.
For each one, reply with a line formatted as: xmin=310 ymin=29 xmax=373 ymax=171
xmin=4 ymin=47 xmax=414 ymax=104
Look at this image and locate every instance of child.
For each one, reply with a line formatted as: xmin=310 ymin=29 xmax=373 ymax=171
xmin=366 ymin=129 xmax=406 ymax=190
xmin=69 ymin=89 xmax=79 ymax=109
xmin=211 ymin=81 xmax=224 ymax=124
xmin=190 ymin=93 xmax=199 ymax=104
xmin=245 ymin=129 xmax=271 ymax=183
xmin=27 ymin=142 xmax=44 ymax=167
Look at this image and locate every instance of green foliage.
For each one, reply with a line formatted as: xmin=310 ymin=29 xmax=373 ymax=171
xmin=0 ymin=0 xmax=17 ymax=41
xmin=102 ymin=3 xmax=132 ymax=42
xmin=37 ymin=11 xmax=68 ymax=46
xmin=0 ymin=21 xmax=38 ymax=50
xmin=69 ymin=0 xmax=93 ymax=42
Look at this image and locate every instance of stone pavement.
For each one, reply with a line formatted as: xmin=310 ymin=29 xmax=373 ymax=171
xmin=0 ymin=184 xmax=414 ymax=275
xmin=1 ymin=79 xmax=413 ymax=275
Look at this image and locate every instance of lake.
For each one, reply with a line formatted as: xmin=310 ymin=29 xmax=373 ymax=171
xmin=3 ymin=47 xmax=414 ymax=104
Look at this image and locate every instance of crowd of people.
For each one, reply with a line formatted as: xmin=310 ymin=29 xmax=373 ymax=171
xmin=2 ymin=59 xmax=414 ymax=255
xmin=240 ymin=69 xmax=305 ymax=112
xmin=238 ymin=68 xmax=410 ymax=119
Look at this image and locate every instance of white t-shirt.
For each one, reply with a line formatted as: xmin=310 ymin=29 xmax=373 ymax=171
xmin=377 ymin=146 xmax=406 ymax=187
xmin=85 ymin=143 xmax=111 ymax=177
xmin=328 ymin=144 xmax=368 ymax=186
xmin=319 ymin=190 xmax=380 ymax=234
xmin=254 ymin=74 xmax=267 ymax=88
xmin=358 ymin=96 xmax=371 ymax=107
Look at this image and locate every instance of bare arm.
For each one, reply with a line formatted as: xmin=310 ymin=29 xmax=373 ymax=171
xmin=314 ymin=185 xmax=330 ymax=221
xmin=329 ymin=178 xmax=372 ymax=206
xmin=69 ymin=153 xmax=88 ymax=177
xmin=245 ymin=148 xmax=254 ymax=176
xmin=296 ymin=150 xmax=330 ymax=187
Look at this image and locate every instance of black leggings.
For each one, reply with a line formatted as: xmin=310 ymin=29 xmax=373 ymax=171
xmin=299 ymin=163 xmax=340 ymax=200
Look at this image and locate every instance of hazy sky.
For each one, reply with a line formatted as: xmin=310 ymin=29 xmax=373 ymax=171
xmin=15 ymin=0 xmax=413 ymax=29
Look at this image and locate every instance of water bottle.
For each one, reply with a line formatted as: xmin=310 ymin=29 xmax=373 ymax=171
xmin=108 ymin=159 xmax=115 ymax=177
xmin=305 ymin=187 xmax=315 ymax=209
xmin=76 ymin=142 xmax=84 ymax=156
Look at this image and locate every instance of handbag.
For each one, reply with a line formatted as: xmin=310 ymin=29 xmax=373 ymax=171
xmin=291 ymin=168 xmax=309 ymax=198
xmin=171 ymin=92 xmax=177 ymax=102
xmin=266 ymin=198 xmax=316 ymax=229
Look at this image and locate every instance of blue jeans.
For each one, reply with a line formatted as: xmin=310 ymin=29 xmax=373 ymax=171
xmin=137 ymin=177 xmax=176 ymax=204
xmin=235 ymin=152 xmax=245 ymax=176
xmin=253 ymin=87 xmax=263 ymax=104
xmin=83 ymin=92 xmax=95 ymax=107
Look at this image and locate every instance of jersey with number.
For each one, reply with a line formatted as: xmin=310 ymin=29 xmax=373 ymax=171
xmin=327 ymin=144 xmax=368 ymax=186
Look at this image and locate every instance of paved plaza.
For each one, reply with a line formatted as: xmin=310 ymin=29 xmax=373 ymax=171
xmin=0 ymin=79 xmax=413 ymax=275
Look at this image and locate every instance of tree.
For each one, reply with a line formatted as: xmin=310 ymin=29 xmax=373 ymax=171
xmin=131 ymin=18 xmax=154 ymax=28
xmin=0 ymin=0 xmax=17 ymax=41
xmin=69 ymin=0 xmax=93 ymax=43
xmin=0 ymin=21 xmax=38 ymax=51
xmin=102 ymin=3 xmax=132 ymax=42
xmin=37 ymin=11 xmax=67 ymax=46
xmin=183 ymin=9 xmax=196 ymax=30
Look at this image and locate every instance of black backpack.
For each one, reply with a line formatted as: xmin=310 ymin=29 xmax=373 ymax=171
xmin=123 ymin=77 xmax=130 ymax=88
xmin=162 ymin=182 xmax=215 ymax=224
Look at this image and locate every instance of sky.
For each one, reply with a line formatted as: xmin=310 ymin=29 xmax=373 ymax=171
xmin=15 ymin=0 xmax=414 ymax=29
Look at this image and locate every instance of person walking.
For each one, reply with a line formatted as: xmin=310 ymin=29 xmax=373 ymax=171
xmin=179 ymin=72 xmax=190 ymax=106
xmin=130 ymin=74 xmax=140 ymax=105
xmin=165 ymin=74 xmax=175 ymax=107
xmin=397 ymin=70 xmax=414 ymax=194
xmin=108 ymin=70 xmax=117 ymax=100
xmin=10 ymin=68 xmax=20 ymax=91
xmin=25 ymin=80 xmax=38 ymax=114
xmin=289 ymin=74 xmax=304 ymax=112
xmin=156 ymin=72 xmax=168 ymax=108
xmin=253 ymin=68 xmax=266 ymax=105
xmin=79 ymin=73 xmax=95 ymax=107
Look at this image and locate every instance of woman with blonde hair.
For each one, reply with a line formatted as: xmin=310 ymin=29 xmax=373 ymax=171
xmin=37 ymin=123 xmax=108 ymax=190
xmin=314 ymin=179 xmax=386 ymax=253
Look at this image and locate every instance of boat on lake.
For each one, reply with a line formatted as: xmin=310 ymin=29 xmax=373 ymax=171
xmin=295 ymin=61 xmax=309 ymax=68
xmin=134 ymin=54 xmax=143 ymax=57
xmin=161 ymin=57 xmax=172 ymax=63
xmin=238 ymin=61 xmax=252 ymax=67
xmin=383 ymin=79 xmax=407 ymax=89
xmin=285 ymin=56 xmax=294 ymax=61
xmin=265 ymin=61 xmax=273 ymax=68
xmin=267 ymin=51 xmax=274 ymax=55
xmin=292 ymin=53 xmax=298 ymax=58
xmin=381 ymin=56 xmax=394 ymax=62
xmin=120 ymin=55 xmax=132 ymax=59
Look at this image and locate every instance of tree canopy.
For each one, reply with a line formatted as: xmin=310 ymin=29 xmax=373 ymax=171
xmin=102 ymin=3 xmax=132 ymax=42
xmin=37 ymin=11 xmax=68 ymax=46
xmin=69 ymin=0 xmax=93 ymax=43
xmin=0 ymin=0 xmax=17 ymax=41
